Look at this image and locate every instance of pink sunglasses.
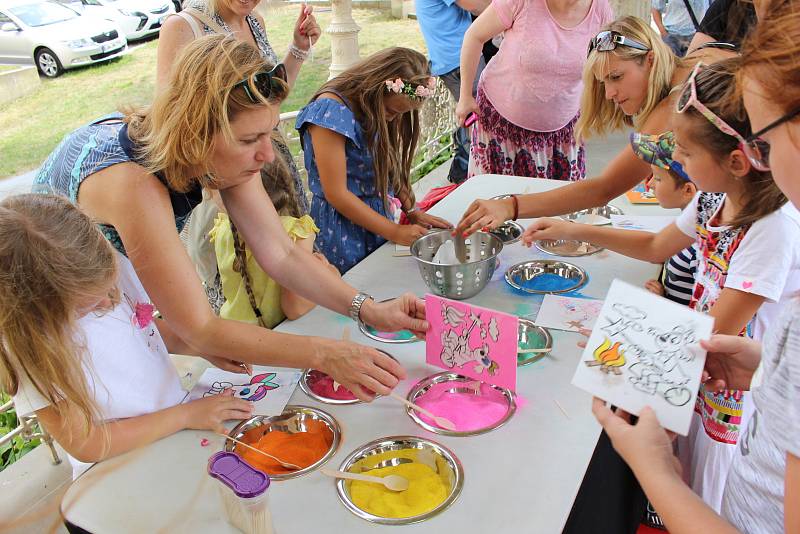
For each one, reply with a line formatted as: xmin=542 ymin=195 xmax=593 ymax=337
xmin=676 ymin=62 xmax=770 ymax=172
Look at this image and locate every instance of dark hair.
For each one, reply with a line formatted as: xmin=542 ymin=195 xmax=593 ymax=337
xmin=677 ymin=59 xmax=786 ymax=229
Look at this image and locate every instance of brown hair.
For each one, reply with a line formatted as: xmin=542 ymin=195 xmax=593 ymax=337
xmin=312 ymin=47 xmax=430 ymax=209
xmin=0 ymin=194 xmax=117 ymax=435
xmin=678 ymin=59 xmax=786 ymax=228
xmin=577 ymin=16 xmax=682 ymax=140
xmin=125 ymin=34 xmax=288 ymax=192
xmin=737 ymin=0 xmax=800 ymax=117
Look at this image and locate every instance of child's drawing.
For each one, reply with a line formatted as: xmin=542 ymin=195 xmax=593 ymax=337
xmin=203 ymin=372 xmax=281 ymax=402
xmin=186 ymin=367 xmax=301 ymax=416
xmin=572 ymin=280 xmax=714 ymax=435
xmin=426 ymin=295 xmax=518 ymax=391
xmin=534 ymin=295 xmax=603 ymax=332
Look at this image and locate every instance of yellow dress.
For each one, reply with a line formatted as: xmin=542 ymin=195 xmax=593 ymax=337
xmin=210 ymin=213 xmax=319 ymax=328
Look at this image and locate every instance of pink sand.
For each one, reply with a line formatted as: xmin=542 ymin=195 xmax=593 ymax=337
xmin=414 ymin=382 xmax=509 ymax=431
xmin=306 ymin=370 xmax=358 ymax=401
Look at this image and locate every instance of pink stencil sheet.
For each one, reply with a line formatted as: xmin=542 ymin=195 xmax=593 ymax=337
xmin=425 ymin=294 xmax=518 ymax=391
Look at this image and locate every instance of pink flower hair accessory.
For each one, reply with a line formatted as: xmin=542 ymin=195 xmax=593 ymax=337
xmin=385 ymin=76 xmax=436 ymax=100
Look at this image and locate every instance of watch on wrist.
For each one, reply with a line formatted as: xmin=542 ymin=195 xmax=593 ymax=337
xmin=349 ymin=291 xmax=373 ymax=322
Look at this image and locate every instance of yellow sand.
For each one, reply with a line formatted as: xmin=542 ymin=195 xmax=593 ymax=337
xmin=348 ymin=451 xmax=449 ymax=518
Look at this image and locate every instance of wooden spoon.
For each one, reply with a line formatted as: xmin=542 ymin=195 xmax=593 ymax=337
xmin=218 ymin=433 xmax=302 ymax=470
xmin=388 ymin=392 xmax=458 ymax=431
xmin=320 ymin=467 xmax=409 ymax=492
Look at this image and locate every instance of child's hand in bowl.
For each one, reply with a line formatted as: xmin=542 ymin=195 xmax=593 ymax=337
xmin=521 ymin=217 xmax=574 ymax=246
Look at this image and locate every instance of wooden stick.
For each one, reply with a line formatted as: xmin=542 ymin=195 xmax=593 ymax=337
xmin=216 ymin=433 xmax=302 ymax=470
xmin=517 ymin=347 xmax=552 ymax=354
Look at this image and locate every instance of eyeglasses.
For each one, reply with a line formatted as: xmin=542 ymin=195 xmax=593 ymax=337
xmin=676 ymin=62 xmax=770 ymax=172
xmin=745 ymin=106 xmax=800 ymax=143
xmin=587 ymin=30 xmax=650 ymax=58
xmin=234 ymin=63 xmax=287 ymax=104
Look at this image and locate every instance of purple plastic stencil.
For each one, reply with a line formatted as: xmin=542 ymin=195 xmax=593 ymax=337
xmin=208 ymin=451 xmax=270 ymax=498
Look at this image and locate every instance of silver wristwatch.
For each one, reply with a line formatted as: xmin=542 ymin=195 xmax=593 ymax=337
xmin=348 ymin=291 xmax=373 ymax=322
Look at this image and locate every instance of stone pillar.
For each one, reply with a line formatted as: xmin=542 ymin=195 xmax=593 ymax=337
xmin=609 ymin=0 xmax=650 ymax=20
xmin=327 ymin=0 xmax=361 ymax=80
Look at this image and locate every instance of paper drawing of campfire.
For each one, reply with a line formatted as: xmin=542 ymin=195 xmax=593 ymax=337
xmin=585 ymin=338 xmax=626 ymax=375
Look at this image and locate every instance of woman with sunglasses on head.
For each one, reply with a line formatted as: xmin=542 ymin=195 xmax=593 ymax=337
xmin=590 ymin=1 xmax=800 ymax=532
xmin=32 ymin=35 xmax=426 ymax=402
xmin=157 ymin=0 xmax=321 ymax=311
xmin=454 ymin=15 xmax=734 ymax=236
xmin=295 ymin=47 xmax=452 ymax=274
xmin=525 ymin=58 xmax=800 ymax=515
xmin=454 ymin=0 xmax=614 ymax=180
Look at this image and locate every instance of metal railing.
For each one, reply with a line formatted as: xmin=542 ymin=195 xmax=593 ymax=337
xmin=0 ymin=398 xmax=61 ymax=465
xmin=276 ymin=77 xmax=457 ymax=182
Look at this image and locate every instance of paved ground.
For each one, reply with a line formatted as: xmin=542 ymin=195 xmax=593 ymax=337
xmin=0 ymin=130 xmax=629 ymax=533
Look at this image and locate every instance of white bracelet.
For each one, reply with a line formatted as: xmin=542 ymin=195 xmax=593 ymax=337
xmin=288 ymin=43 xmax=309 ymax=61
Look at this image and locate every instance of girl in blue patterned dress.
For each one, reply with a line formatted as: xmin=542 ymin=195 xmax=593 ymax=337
xmin=296 ymin=47 xmax=452 ymax=273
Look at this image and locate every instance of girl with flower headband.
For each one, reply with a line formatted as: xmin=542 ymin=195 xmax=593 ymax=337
xmin=296 ymin=47 xmax=452 ymax=273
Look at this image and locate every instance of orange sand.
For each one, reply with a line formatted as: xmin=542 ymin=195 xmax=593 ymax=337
xmin=238 ymin=420 xmax=333 ymax=475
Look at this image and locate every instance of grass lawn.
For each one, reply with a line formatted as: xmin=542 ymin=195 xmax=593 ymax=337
xmin=0 ymin=5 xmax=427 ymax=179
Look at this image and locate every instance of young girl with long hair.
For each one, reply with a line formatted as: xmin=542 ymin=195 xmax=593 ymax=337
xmin=1 ymin=194 xmax=253 ymax=479
xmin=32 ymin=35 xmax=426 ymax=403
xmin=296 ymin=47 xmax=452 ymax=273
xmin=588 ymin=0 xmax=800 ymax=531
xmin=522 ymin=60 xmax=800 ymax=511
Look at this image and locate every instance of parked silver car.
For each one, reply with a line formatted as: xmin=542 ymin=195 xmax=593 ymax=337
xmin=60 ymin=0 xmax=175 ymax=41
xmin=0 ymin=0 xmax=127 ymax=77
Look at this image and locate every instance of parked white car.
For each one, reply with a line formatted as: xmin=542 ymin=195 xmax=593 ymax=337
xmin=61 ymin=0 xmax=175 ymax=41
xmin=0 ymin=0 xmax=126 ymax=77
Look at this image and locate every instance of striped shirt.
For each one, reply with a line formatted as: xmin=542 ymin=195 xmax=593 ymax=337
xmin=661 ymin=244 xmax=698 ymax=306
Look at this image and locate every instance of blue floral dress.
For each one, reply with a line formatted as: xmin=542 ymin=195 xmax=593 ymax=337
xmin=33 ymin=114 xmax=203 ymax=255
xmin=296 ymin=95 xmax=390 ymax=273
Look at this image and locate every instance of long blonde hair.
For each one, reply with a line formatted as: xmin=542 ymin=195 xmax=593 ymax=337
xmin=577 ymin=16 xmax=680 ymax=140
xmin=0 ymin=194 xmax=117 ymax=435
xmin=126 ymin=34 xmax=288 ymax=192
xmin=312 ymin=47 xmax=429 ymax=209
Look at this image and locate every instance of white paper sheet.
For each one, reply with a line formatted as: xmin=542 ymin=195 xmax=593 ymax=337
xmin=609 ymin=214 xmax=676 ymax=233
xmin=571 ymin=279 xmax=714 ymax=435
xmin=534 ymin=295 xmax=604 ymax=332
xmin=185 ymin=367 xmax=301 ymax=416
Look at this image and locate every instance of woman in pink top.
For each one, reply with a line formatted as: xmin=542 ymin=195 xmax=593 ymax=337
xmin=456 ymin=0 xmax=613 ymax=180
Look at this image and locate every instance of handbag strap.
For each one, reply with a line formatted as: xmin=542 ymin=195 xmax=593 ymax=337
xmin=184 ymin=6 xmax=227 ymax=35
xmin=172 ymin=11 xmax=204 ymax=39
xmin=679 ymin=0 xmax=701 ymax=31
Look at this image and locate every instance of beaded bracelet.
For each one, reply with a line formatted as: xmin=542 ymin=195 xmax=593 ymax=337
xmin=288 ymin=43 xmax=309 ymax=61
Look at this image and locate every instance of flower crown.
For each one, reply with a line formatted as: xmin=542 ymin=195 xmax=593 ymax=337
xmin=385 ymin=77 xmax=436 ymax=100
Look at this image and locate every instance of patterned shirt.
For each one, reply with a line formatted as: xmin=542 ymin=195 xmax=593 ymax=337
xmin=721 ymin=299 xmax=800 ymax=533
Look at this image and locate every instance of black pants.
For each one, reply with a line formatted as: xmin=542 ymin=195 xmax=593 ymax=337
xmin=562 ymin=430 xmax=648 ymax=534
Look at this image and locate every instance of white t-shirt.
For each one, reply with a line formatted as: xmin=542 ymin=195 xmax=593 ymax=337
xmin=674 ymin=193 xmax=800 ymax=510
xmin=13 ymin=252 xmax=185 ymax=479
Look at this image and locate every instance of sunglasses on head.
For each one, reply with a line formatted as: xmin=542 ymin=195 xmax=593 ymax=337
xmin=234 ymin=63 xmax=287 ymax=104
xmin=587 ymin=30 xmax=650 ymax=58
xmin=676 ymin=62 xmax=770 ymax=172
